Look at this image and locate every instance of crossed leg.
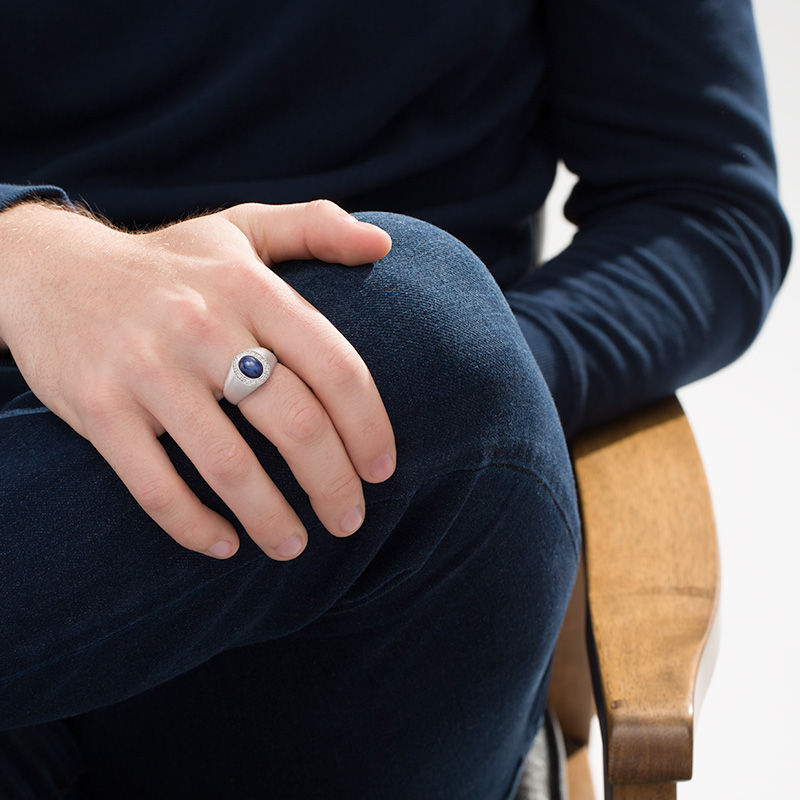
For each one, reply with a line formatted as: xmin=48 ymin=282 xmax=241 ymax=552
xmin=0 ymin=213 xmax=580 ymax=799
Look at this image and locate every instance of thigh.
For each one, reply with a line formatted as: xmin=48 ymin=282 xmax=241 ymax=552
xmin=70 ymin=461 xmax=578 ymax=800
xmin=0 ymin=213 xmax=578 ymax=745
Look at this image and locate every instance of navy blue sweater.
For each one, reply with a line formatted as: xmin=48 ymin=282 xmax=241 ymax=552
xmin=0 ymin=0 xmax=791 ymax=435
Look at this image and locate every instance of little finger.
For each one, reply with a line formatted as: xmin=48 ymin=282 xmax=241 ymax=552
xmin=89 ymin=417 xmax=240 ymax=559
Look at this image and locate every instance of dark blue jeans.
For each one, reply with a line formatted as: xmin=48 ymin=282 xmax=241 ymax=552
xmin=0 ymin=213 xmax=580 ymax=799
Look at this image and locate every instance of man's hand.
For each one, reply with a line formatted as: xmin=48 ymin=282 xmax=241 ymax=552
xmin=0 ymin=199 xmax=395 ymax=560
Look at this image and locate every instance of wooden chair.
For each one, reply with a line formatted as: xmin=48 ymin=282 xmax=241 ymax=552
xmin=519 ymin=395 xmax=720 ymax=799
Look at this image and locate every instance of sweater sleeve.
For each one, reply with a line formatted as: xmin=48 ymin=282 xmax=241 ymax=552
xmin=0 ymin=184 xmax=70 ymax=212
xmin=504 ymin=0 xmax=792 ymax=438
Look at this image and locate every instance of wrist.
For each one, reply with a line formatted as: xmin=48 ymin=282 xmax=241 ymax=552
xmin=0 ymin=201 xmax=99 ymax=352
xmin=0 ymin=198 xmax=74 ymax=229
xmin=0 ymin=203 xmax=56 ymax=340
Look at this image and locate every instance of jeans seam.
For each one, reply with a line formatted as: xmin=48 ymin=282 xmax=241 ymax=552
xmin=327 ymin=457 xmax=580 ymax=616
xmin=327 ymin=460 xmax=580 ymax=615
xmin=302 ymin=454 xmax=580 ymax=554
xmin=327 ymin=462 xmax=526 ymax=615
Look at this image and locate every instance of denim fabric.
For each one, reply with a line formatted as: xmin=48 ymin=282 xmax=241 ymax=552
xmin=0 ymin=213 xmax=580 ymax=799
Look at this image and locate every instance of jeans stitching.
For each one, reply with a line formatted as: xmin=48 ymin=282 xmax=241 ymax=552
xmin=327 ymin=465 xmax=529 ymax=615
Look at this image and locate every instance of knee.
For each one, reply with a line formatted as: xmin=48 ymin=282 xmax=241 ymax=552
xmin=277 ymin=212 xmax=569 ymax=486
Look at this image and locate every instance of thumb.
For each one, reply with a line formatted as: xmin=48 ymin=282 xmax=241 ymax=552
xmin=221 ymin=199 xmax=392 ymax=267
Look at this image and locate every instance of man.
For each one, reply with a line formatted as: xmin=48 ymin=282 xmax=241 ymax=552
xmin=0 ymin=0 xmax=790 ymax=796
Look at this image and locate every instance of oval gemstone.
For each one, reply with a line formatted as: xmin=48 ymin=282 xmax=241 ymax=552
xmin=238 ymin=355 xmax=264 ymax=379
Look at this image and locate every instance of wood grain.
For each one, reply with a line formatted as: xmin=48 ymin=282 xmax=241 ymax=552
xmin=609 ymin=782 xmax=676 ymax=800
xmin=569 ymin=396 xmax=720 ymax=786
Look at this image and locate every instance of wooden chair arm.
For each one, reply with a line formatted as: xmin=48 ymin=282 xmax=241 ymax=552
xmin=570 ymin=396 xmax=720 ymax=795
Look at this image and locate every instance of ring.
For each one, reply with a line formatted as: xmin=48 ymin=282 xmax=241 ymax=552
xmin=223 ymin=347 xmax=278 ymax=405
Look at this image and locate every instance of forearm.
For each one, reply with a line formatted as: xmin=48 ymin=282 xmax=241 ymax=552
xmin=505 ymin=192 xmax=789 ymax=437
xmin=0 ymin=185 xmax=73 ymax=356
xmin=511 ymin=0 xmax=792 ymax=437
xmin=0 ymin=201 xmax=77 ymax=359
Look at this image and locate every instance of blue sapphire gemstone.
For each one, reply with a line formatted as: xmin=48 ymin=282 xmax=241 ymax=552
xmin=238 ymin=355 xmax=264 ymax=379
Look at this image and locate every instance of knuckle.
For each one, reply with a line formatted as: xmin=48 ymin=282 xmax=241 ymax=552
xmin=78 ymin=391 xmax=112 ymax=421
xmin=318 ymin=470 xmax=362 ymax=504
xmin=319 ymin=342 xmax=364 ymax=386
xmin=77 ymin=382 xmax=122 ymax=424
xmin=282 ymin=396 xmax=327 ymax=445
xmin=208 ymin=262 xmax=254 ymax=310
xmin=119 ymin=346 xmax=151 ymax=378
xmin=203 ymin=440 xmax=251 ymax=484
xmin=118 ymin=339 xmax=162 ymax=380
xmin=306 ymin=198 xmax=338 ymax=218
xmin=136 ymin=477 xmax=176 ymax=517
xmin=170 ymin=291 xmax=219 ymax=342
xmin=228 ymin=260 xmax=272 ymax=303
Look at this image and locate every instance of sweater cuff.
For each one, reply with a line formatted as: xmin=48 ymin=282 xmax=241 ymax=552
xmin=0 ymin=183 xmax=71 ymax=213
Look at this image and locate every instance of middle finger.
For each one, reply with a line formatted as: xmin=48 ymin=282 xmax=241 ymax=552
xmin=246 ymin=274 xmax=397 ymax=484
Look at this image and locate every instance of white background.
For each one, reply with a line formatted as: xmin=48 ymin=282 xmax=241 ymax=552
xmin=539 ymin=1 xmax=799 ymax=796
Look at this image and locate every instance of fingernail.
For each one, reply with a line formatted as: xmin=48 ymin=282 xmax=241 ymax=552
xmin=276 ymin=533 xmax=305 ymax=559
xmin=208 ymin=540 xmax=235 ymax=559
xmin=370 ymin=454 xmax=395 ymax=482
xmin=340 ymin=506 xmax=364 ymax=535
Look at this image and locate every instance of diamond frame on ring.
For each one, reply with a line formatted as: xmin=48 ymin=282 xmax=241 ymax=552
xmin=223 ymin=347 xmax=278 ymax=405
